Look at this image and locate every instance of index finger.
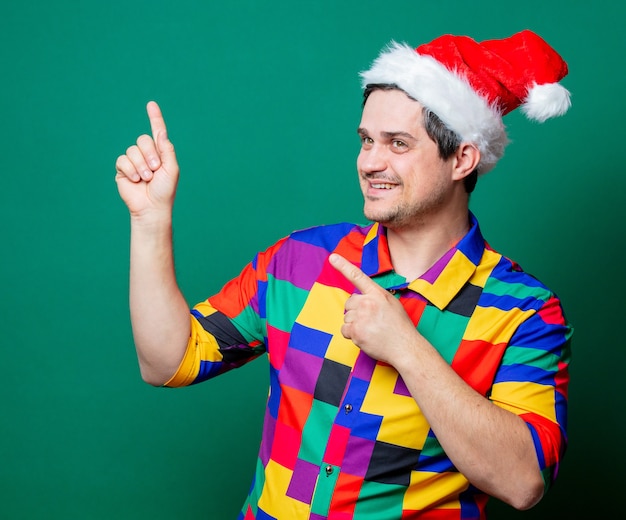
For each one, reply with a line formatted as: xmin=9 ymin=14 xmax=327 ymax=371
xmin=329 ymin=253 xmax=381 ymax=294
xmin=146 ymin=100 xmax=167 ymax=141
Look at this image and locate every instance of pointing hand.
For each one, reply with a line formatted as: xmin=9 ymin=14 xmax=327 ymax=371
xmin=115 ymin=101 xmax=180 ymax=218
xmin=329 ymin=253 xmax=419 ymax=365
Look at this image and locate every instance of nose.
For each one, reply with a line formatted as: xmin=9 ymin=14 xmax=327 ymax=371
xmin=357 ymin=144 xmax=387 ymax=175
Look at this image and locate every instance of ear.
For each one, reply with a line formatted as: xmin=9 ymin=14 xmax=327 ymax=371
xmin=452 ymin=143 xmax=481 ymax=181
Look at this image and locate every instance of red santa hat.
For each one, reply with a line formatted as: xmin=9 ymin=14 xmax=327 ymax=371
xmin=360 ymin=30 xmax=571 ymax=174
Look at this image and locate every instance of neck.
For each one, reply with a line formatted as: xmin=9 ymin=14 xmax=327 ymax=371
xmin=386 ymin=210 xmax=470 ymax=282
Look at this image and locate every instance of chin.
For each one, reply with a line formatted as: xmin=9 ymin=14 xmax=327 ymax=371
xmin=364 ymin=201 xmax=399 ymax=221
xmin=364 ymin=210 xmax=397 ymax=226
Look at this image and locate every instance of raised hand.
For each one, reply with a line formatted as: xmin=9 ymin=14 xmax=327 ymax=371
xmin=115 ymin=101 xmax=180 ymax=218
xmin=328 ymin=253 xmax=419 ymax=366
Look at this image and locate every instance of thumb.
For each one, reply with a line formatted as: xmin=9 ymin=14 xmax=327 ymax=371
xmin=155 ymin=129 xmax=177 ymax=171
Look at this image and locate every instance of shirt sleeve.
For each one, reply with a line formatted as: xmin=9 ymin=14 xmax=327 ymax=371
xmin=489 ymin=293 xmax=573 ymax=491
xmin=165 ymin=237 xmax=287 ymax=388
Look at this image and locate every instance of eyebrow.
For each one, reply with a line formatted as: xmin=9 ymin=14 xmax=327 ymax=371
xmin=357 ymin=127 xmax=417 ymax=141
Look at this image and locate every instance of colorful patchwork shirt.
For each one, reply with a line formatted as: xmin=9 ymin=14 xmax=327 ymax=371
xmin=165 ymin=213 xmax=572 ymax=520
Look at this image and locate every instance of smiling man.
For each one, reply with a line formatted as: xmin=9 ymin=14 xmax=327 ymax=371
xmin=116 ymin=30 xmax=573 ymax=519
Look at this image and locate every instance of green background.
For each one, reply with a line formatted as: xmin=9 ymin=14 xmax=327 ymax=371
xmin=1 ymin=0 xmax=623 ymax=518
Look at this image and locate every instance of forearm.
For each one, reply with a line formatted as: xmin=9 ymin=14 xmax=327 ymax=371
xmin=129 ymin=214 xmax=191 ymax=386
xmin=395 ymin=336 xmax=544 ymax=510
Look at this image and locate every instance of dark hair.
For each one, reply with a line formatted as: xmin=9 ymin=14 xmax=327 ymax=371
xmin=363 ymin=84 xmax=478 ymax=193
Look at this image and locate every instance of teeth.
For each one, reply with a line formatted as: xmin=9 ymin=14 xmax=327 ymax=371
xmin=372 ymin=183 xmax=393 ymax=189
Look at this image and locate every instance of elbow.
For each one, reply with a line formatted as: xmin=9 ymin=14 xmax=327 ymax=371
xmin=141 ymin=373 xmax=168 ymax=387
xmin=138 ymin=363 xmax=175 ymax=387
xmin=140 ymin=370 xmax=168 ymax=387
xmin=509 ymin=491 xmax=543 ymax=512
xmin=135 ymin=346 xmax=186 ymax=387
xmin=504 ymin=473 xmax=545 ymax=511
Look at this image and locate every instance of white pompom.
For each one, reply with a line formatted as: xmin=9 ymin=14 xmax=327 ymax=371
xmin=521 ymin=82 xmax=571 ymax=122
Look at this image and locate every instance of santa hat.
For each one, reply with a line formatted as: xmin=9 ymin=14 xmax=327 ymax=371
xmin=360 ymin=30 xmax=571 ymax=174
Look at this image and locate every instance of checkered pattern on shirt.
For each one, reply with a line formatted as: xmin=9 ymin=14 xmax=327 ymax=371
xmin=166 ymin=214 xmax=572 ymax=520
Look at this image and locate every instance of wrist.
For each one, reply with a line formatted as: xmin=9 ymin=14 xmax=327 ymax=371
xmin=129 ymin=208 xmax=173 ymax=229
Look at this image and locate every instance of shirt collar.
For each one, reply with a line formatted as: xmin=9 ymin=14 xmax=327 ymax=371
xmin=361 ymin=212 xmax=486 ymax=309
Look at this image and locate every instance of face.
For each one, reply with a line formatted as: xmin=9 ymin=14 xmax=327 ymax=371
xmin=357 ymin=89 xmax=457 ymax=230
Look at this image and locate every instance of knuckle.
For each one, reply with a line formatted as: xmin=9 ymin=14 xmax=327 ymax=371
xmin=136 ymin=134 xmax=153 ymax=146
xmin=345 ymin=328 xmax=352 ymax=337
xmin=350 ymin=269 xmax=364 ymax=283
xmin=115 ymin=154 xmax=131 ymax=172
xmin=351 ymin=269 xmax=363 ymax=281
xmin=115 ymin=154 xmax=125 ymax=168
xmin=361 ymin=299 xmax=376 ymax=312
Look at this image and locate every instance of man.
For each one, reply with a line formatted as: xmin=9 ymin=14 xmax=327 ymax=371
xmin=116 ymin=30 xmax=573 ymax=519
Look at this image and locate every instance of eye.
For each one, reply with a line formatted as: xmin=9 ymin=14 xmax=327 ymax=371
xmin=360 ymin=135 xmax=374 ymax=147
xmin=391 ymin=139 xmax=408 ymax=150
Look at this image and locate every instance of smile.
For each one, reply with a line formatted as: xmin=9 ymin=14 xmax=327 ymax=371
xmin=371 ymin=183 xmax=395 ymax=189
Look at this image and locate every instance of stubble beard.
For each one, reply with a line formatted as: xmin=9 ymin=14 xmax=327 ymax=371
xmin=363 ymin=183 xmax=449 ymax=230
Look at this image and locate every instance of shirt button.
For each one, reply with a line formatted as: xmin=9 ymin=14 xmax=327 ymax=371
xmin=325 ymin=465 xmax=333 ymax=476
xmin=344 ymin=403 xmax=353 ymax=414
